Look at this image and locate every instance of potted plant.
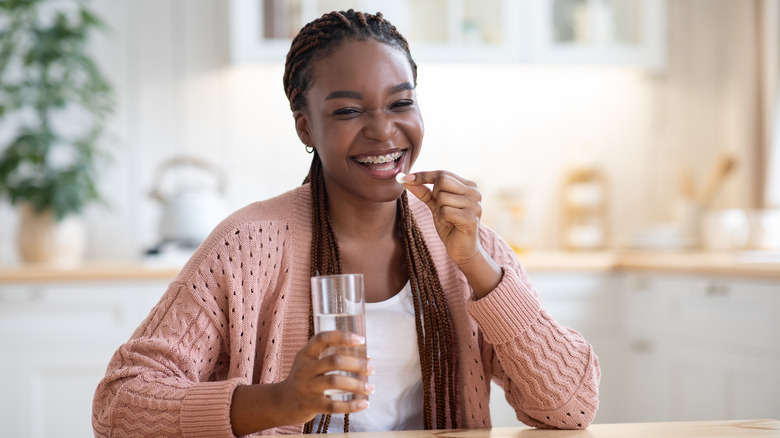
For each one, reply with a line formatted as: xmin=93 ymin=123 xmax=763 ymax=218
xmin=0 ymin=0 xmax=114 ymax=266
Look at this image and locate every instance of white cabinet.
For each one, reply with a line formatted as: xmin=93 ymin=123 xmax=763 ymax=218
xmin=666 ymin=345 xmax=780 ymax=421
xmin=619 ymin=274 xmax=676 ymax=421
xmin=490 ymin=270 xmax=780 ymax=426
xmin=619 ymin=273 xmax=780 ymax=423
xmin=229 ymin=0 xmax=665 ymax=68
xmin=0 ymin=281 xmax=166 ymax=438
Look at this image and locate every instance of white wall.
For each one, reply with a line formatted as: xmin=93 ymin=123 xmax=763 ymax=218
xmin=0 ymin=0 xmax=763 ymax=263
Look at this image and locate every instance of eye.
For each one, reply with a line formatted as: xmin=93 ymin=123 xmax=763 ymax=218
xmin=332 ymin=107 xmax=361 ymax=118
xmin=391 ymin=99 xmax=414 ymax=111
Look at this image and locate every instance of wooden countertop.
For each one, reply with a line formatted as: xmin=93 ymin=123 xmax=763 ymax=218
xmin=283 ymin=419 xmax=780 ymax=437
xmin=0 ymin=251 xmax=778 ymax=283
xmin=0 ymin=262 xmax=181 ymax=283
xmin=517 ymin=251 xmax=780 ymax=280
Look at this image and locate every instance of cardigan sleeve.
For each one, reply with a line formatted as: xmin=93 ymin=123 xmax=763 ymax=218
xmin=465 ymin=229 xmax=600 ymax=430
xmin=92 ymin=279 xmax=239 ymax=438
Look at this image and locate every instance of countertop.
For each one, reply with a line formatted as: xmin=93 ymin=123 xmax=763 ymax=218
xmin=281 ymin=419 xmax=780 ymax=437
xmin=517 ymin=250 xmax=780 ymax=280
xmin=0 ymin=251 xmax=779 ymax=283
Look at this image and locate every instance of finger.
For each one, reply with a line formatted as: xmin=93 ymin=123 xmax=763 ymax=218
xmin=403 ymin=170 xmax=477 ymax=190
xmin=322 ymin=397 xmax=371 ymax=415
xmin=303 ymin=331 xmax=365 ymax=360
xmin=403 ymin=171 xmax=478 ymax=200
xmin=431 ymin=191 xmax=477 ymax=210
xmin=403 ymin=180 xmax=436 ymax=211
xmin=400 ymin=170 xmax=442 ymax=186
xmin=436 ymin=205 xmax=481 ymax=229
xmin=312 ymin=373 xmax=374 ymax=400
xmin=401 ymin=171 xmax=452 ymax=211
xmin=314 ymin=351 xmax=370 ymax=377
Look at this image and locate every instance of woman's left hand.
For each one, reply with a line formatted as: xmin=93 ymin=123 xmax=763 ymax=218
xmin=400 ymin=171 xmax=503 ymax=298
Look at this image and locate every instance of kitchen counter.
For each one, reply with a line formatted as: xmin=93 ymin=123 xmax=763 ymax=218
xmin=282 ymin=419 xmax=780 ymax=437
xmin=0 ymin=262 xmax=181 ymax=283
xmin=0 ymin=251 xmax=778 ymax=283
xmin=518 ymin=250 xmax=780 ymax=280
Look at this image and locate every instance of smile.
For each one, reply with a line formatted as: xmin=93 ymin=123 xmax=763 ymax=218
xmin=354 ymin=150 xmax=405 ymax=171
xmin=355 ymin=150 xmax=404 ymax=164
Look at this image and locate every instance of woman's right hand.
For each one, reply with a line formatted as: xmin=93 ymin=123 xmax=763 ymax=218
xmin=279 ymin=330 xmax=373 ymax=423
xmin=231 ymin=330 xmax=373 ymax=435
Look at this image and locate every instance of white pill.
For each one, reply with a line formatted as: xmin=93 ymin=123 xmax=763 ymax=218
xmin=395 ymin=172 xmax=407 ymax=184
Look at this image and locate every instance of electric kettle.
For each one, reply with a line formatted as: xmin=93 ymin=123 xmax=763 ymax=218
xmin=149 ymin=156 xmax=227 ymax=247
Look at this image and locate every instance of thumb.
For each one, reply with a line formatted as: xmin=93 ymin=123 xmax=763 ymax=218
xmin=399 ymin=173 xmax=435 ymax=212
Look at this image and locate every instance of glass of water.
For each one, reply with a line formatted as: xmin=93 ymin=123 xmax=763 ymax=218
xmin=310 ymin=273 xmax=367 ymax=401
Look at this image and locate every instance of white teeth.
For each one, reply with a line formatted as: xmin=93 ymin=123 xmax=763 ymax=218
xmin=356 ymin=151 xmax=403 ymax=164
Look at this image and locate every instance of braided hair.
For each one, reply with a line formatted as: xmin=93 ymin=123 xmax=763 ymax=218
xmin=283 ymin=10 xmax=458 ymax=434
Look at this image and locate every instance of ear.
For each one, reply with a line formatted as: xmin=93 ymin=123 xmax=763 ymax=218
xmin=293 ymin=109 xmax=313 ymax=147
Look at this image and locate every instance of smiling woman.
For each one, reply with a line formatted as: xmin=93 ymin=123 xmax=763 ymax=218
xmin=92 ymin=9 xmax=600 ymax=438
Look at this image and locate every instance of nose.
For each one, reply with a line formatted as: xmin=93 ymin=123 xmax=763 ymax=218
xmin=363 ymin=111 xmax=397 ymax=142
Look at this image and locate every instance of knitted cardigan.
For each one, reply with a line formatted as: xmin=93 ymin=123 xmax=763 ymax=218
xmin=92 ymin=185 xmax=600 ymax=437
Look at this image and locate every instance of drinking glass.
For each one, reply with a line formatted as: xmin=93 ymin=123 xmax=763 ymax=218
xmin=310 ymin=273 xmax=366 ymax=401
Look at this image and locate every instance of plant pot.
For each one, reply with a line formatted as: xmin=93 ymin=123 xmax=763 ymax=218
xmin=17 ymin=204 xmax=86 ymax=267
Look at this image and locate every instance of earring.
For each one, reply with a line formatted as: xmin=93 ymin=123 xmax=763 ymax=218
xmin=305 ymin=145 xmax=314 ymax=154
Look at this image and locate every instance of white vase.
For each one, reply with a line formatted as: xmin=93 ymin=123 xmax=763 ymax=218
xmin=17 ymin=204 xmax=86 ymax=267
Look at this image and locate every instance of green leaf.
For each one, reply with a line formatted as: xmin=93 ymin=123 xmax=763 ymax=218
xmin=0 ymin=0 xmax=115 ymax=216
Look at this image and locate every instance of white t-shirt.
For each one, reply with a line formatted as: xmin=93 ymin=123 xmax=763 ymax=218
xmin=322 ymin=281 xmax=424 ymax=432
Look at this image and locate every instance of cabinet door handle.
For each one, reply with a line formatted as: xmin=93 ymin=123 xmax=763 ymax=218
xmin=697 ymin=283 xmax=729 ymax=297
xmin=0 ymin=287 xmax=44 ymax=302
xmin=627 ymin=275 xmax=651 ymax=292
xmin=629 ymin=339 xmax=654 ymax=353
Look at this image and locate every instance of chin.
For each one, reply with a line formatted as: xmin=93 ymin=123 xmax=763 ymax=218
xmin=370 ymin=185 xmax=407 ymax=204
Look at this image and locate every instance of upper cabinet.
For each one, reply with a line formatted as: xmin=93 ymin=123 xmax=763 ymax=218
xmin=230 ymin=0 xmax=665 ymax=70
xmin=530 ymin=0 xmax=666 ymax=71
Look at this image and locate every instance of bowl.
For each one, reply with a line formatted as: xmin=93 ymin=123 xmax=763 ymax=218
xmin=701 ymin=209 xmax=749 ymax=251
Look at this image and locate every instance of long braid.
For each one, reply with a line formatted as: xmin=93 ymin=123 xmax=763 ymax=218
xmin=288 ymin=10 xmax=457 ymax=433
xmin=399 ymin=192 xmax=458 ymax=429
xmin=304 ymin=153 xmax=345 ymax=433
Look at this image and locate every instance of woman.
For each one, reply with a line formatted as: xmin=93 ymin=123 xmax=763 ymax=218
xmin=93 ymin=10 xmax=599 ymax=437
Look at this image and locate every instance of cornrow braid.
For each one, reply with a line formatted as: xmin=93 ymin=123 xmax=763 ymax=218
xmin=288 ymin=10 xmax=457 ymax=434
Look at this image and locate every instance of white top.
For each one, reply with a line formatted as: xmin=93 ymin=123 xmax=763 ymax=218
xmin=324 ymin=281 xmax=424 ymax=432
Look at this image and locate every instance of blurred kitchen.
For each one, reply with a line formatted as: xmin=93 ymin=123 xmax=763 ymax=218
xmin=1 ymin=0 xmax=779 ymax=436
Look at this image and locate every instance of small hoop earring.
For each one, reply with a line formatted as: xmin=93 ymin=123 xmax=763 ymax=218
xmin=305 ymin=145 xmax=315 ymax=154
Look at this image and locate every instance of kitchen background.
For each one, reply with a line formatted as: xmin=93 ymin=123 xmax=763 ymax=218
xmin=1 ymin=0 xmax=778 ymax=261
xmin=1 ymin=0 xmax=780 ymax=437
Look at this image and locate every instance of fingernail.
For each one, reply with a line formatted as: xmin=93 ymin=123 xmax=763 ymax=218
xmin=365 ymin=383 xmax=375 ymax=394
xmin=367 ymin=364 xmax=376 ymax=375
xmin=358 ymin=400 xmax=370 ymax=409
xmin=352 ymin=334 xmax=366 ymax=344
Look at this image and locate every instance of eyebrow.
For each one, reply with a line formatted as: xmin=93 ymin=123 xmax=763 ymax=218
xmin=323 ymin=82 xmax=415 ymax=101
xmin=388 ymin=82 xmax=414 ymax=95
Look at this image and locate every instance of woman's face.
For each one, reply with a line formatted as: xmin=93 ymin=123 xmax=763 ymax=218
xmin=294 ymin=39 xmax=423 ymax=205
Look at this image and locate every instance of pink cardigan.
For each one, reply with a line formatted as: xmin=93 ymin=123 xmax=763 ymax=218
xmin=93 ymin=185 xmax=600 ymax=437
